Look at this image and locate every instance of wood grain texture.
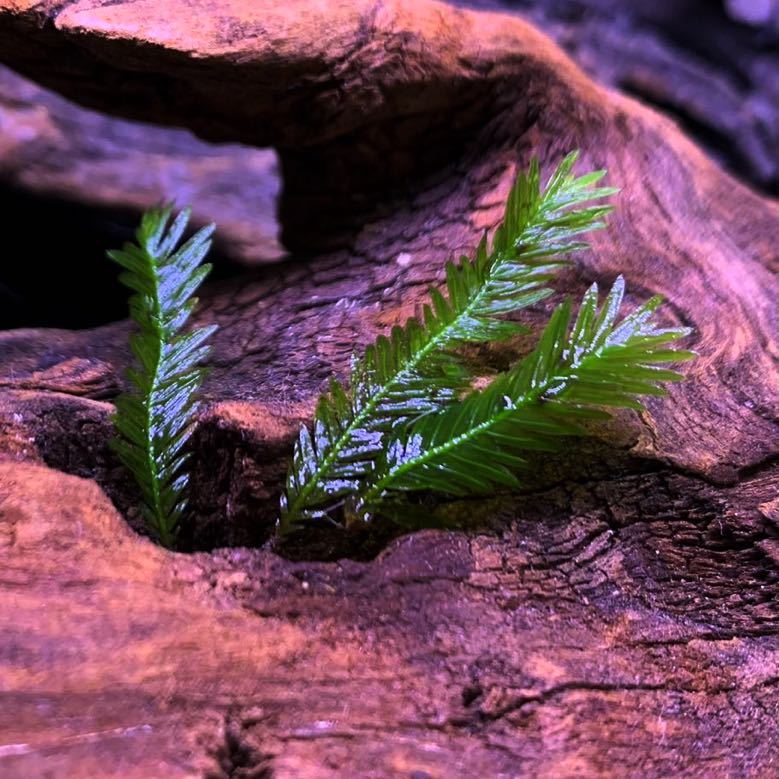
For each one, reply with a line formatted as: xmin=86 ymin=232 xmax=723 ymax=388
xmin=2 ymin=460 xmax=778 ymax=778
xmin=0 ymin=0 xmax=777 ymax=775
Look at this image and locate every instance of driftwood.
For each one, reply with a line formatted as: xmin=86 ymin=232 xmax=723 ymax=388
xmin=0 ymin=0 xmax=777 ymax=776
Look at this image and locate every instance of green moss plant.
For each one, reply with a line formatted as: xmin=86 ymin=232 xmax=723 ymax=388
xmin=108 ymin=207 xmax=217 ymax=546
xmin=278 ymin=151 xmax=672 ymax=534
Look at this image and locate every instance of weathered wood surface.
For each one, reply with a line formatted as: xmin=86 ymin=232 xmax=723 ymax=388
xmin=0 ymin=0 xmax=777 ymax=776
xmin=2 ymin=0 xmax=776 ymax=259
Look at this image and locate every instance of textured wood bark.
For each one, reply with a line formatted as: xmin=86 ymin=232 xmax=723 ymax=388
xmin=0 ymin=0 xmax=777 ymax=776
xmin=2 ymin=0 xmax=776 ymax=293
xmin=2 ymin=460 xmax=778 ymax=778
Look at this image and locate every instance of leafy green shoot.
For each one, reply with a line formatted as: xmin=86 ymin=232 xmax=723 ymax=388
xmin=279 ymin=151 xmax=617 ymax=534
xmin=357 ymin=276 xmax=695 ymax=518
xmin=109 ymin=207 xmax=217 ymax=546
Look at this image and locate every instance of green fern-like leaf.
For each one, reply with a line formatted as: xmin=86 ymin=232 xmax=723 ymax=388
xmin=109 ymin=207 xmax=217 ymax=546
xmin=279 ymin=151 xmax=617 ymax=534
xmin=358 ymin=276 xmax=694 ymax=515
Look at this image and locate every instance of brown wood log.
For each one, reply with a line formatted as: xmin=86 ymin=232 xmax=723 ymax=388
xmin=0 ymin=1 xmax=777 ymax=776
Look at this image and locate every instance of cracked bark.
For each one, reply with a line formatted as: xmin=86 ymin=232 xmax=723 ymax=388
xmin=0 ymin=1 xmax=777 ymax=777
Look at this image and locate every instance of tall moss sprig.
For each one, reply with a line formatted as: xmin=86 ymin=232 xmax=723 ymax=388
xmin=109 ymin=207 xmax=217 ymax=546
xmin=279 ymin=151 xmax=618 ymax=533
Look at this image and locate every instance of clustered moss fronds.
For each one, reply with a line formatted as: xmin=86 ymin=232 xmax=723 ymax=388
xmin=280 ymin=153 xmax=694 ymax=534
xmin=108 ymin=207 xmax=217 ymax=546
xmin=279 ymin=152 xmax=640 ymax=534
xmin=109 ymin=153 xmax=694 ymax=545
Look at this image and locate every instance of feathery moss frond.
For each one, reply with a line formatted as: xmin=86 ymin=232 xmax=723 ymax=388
xmin=279 ymin=151 xmax=618 ymax=533
xmin=109 ymin=207 xmax=217 ymax=546
xmin=357 ymin=277 xmax=695 ymax=517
